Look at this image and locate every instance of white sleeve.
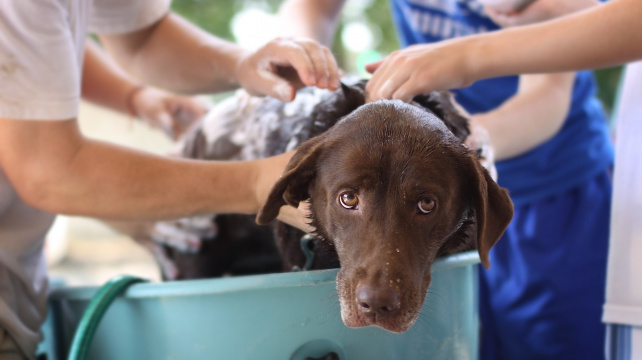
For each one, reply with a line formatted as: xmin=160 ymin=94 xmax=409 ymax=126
xmin=0 ymin=0 xmax=80 ymax=120
xmin=603 ymin=61 xmax=642 ymax=327
xmin=89 ymin=0 xmax=171 ymax=35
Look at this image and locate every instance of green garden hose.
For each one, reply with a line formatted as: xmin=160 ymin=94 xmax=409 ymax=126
xmin=300 ymin=234 xmax=316 ymax=271
xmin=67 ymin=275 xmax=148 ymax=360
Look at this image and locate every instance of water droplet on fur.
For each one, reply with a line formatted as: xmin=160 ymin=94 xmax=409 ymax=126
xmin=396 ymin=248 xmax=400 ymax=252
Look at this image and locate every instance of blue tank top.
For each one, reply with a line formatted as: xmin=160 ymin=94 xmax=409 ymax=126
xmin=389 ymin=0 xmax=614 ymax=206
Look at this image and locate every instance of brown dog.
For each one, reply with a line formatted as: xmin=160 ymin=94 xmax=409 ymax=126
xmin=122 ymin=80 xmax=513 ymax=333
xmin=255 ymin=85 xmax=513 ymax=332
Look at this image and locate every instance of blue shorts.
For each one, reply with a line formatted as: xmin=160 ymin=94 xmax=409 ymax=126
xmin=479 ymin=170 xmax=612 ymax=360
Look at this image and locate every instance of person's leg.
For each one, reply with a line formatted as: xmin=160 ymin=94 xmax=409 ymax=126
xmin=480 ymin=171 xmax=612 ymax=360
xmin=0 ymin=329 xmax=28 ymax=360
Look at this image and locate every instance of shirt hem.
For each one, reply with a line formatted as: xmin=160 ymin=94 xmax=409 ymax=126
xmin=603 ymin=304 xmax=642 ymax=327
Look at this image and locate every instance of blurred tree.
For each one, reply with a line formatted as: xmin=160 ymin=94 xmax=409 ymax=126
xmin=594 ymin=67 xmax=623 ymax=118
xmin=364 ymin=0 xmax=400 ymax=54
xmin=171 ymin=0 xmax=237 ymax=40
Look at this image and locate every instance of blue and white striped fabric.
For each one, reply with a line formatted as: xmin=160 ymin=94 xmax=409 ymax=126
xmin=605 ymin=324 xmax=642 ymax=360
xmin=607 ymin=324 xmax=631 ymax=360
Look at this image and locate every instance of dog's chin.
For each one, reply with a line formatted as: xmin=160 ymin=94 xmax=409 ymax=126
xmin=338 ymin=296 xmax=419 ymax=333
xmin=339 ymin=306 xmax=418 ymax=333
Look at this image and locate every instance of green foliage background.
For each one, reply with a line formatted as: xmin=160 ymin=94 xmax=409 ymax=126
xmin=171 ymin=0 xmax=623 ymax=116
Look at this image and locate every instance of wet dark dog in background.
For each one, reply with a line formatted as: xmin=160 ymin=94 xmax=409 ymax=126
xmin=118 ymin=80 xmax=513 ymax=333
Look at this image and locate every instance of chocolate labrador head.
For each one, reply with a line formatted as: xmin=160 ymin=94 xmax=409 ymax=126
xmin=256 ymin=87 xmax=513 ymax=333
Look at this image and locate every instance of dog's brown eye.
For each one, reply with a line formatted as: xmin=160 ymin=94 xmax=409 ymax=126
xmin=339 ymin=192 xmax=359 ymax=209
xmin=417 ymin=198 xmax=436 ymax=214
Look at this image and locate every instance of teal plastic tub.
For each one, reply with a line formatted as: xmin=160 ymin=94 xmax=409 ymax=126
xmin=45 ymin=251 xmax=480 ymax=360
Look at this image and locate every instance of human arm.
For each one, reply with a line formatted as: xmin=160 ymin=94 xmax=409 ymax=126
xmin=0 ymin=2 xmax=312 ymax=231
xmin=99 ymin=13 xmax=340 ymax=101
xmin=82 ymin=40 xmax=207 ymax=140
xmin=365 ymin=0 xmax=642 ymax=100
xmin=277 ymin=0 xmax=574 ymax=159
xmin=470 ymin=73 xmax=573 ymax=160
xmin=465 ymin=0 xmax=594 ymax=160
xmin=277 ymin=0 xmax=346 ymax=46
xmin=0 ymin=117 xmax=311 ymax=230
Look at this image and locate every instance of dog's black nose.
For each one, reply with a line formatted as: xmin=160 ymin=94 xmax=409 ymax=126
xmin=356 ymin=284 xmax=401 ymax=315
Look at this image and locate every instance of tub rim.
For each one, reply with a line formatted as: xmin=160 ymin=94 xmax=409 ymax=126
xmin=48 ymin=250 xmax=480 ymax=300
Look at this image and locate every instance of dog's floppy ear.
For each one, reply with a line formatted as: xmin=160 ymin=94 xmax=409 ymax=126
xmin=256 ymin=82 xmax=363 ymax=225
xmin=256 ymin=135 xmax=327 ymax=225
xmin=464 ymin=156 xmax=514 ymax=269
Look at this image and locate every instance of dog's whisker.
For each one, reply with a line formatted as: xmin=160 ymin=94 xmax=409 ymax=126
xmin=426 ymin=289 xmax=448 ymax=309
xmin=423 ymin=299 xmax=447 ymax=314
xmin=416 ymin=312 xmax=432 ymax=329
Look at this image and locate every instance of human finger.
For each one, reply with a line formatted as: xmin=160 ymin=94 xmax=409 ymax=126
xmin=256 ymin=69 xmax=297 ymax=101
xmin=390 ymin=80 xmax=421 ymax=103
xmin=162 ymin=98 xmax=204 ymax=140
xmin=277 ymin=201 xmax=314 ymax=233
xmin=364 ymin=59 xmax=384 ymax=74
xmin=365 ymin=56 xmax=412 ymax=102
xmin=323 ymin=46 xmax=341 ymax=90
xmin=295 ymin=38 xmax=331 ymax=89
xmin=364 ymin=52 xmax=405 ymax=100
xmin=363 ymin=57 xmax=390 ymax=101
xmin=267 ymin=38 xmax=318 ymax=87
xmin=292 ymin=38 xmax=341 ymax=90
xmin=155 ymin=111 xmax=175 ymax=139
xmin=173 ymin=98 xmax=208 ymax=125
xmin=371 ymin=74 xmax=413 ymax=102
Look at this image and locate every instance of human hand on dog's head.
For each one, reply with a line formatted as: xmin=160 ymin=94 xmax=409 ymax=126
xmin=364 ymin=41 xmax=476 ymax=103
xmin=236 ymin=37 xmax=341 ymax=102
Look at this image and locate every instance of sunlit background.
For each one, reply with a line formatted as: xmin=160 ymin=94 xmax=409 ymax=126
xmin=47 ymin=0 xmax=623 ymax=286
xmin=171 ymin=0 xmax=622 ymax=111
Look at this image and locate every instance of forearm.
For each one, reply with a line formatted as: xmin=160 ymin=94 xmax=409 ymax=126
xmin=278 ymin=0 xmax=345 ymax=45
xmin=0 ymin=119 xmax=264 ymax=220
xmin=99 ymin=14 xmax=247 ymax=95
xmin=470 ymin=0 xmax=642 ymax=80
xmin=81 ymin=40 xmax=139 ymax=114
xmin=41 ymin=142 xmax=260 ymax=220
xmin=472 ymin=72 xmax=574 ymax=160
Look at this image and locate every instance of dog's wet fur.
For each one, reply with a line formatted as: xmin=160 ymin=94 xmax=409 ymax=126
xmin=164 ymin=81 xmax=513 ymax=333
